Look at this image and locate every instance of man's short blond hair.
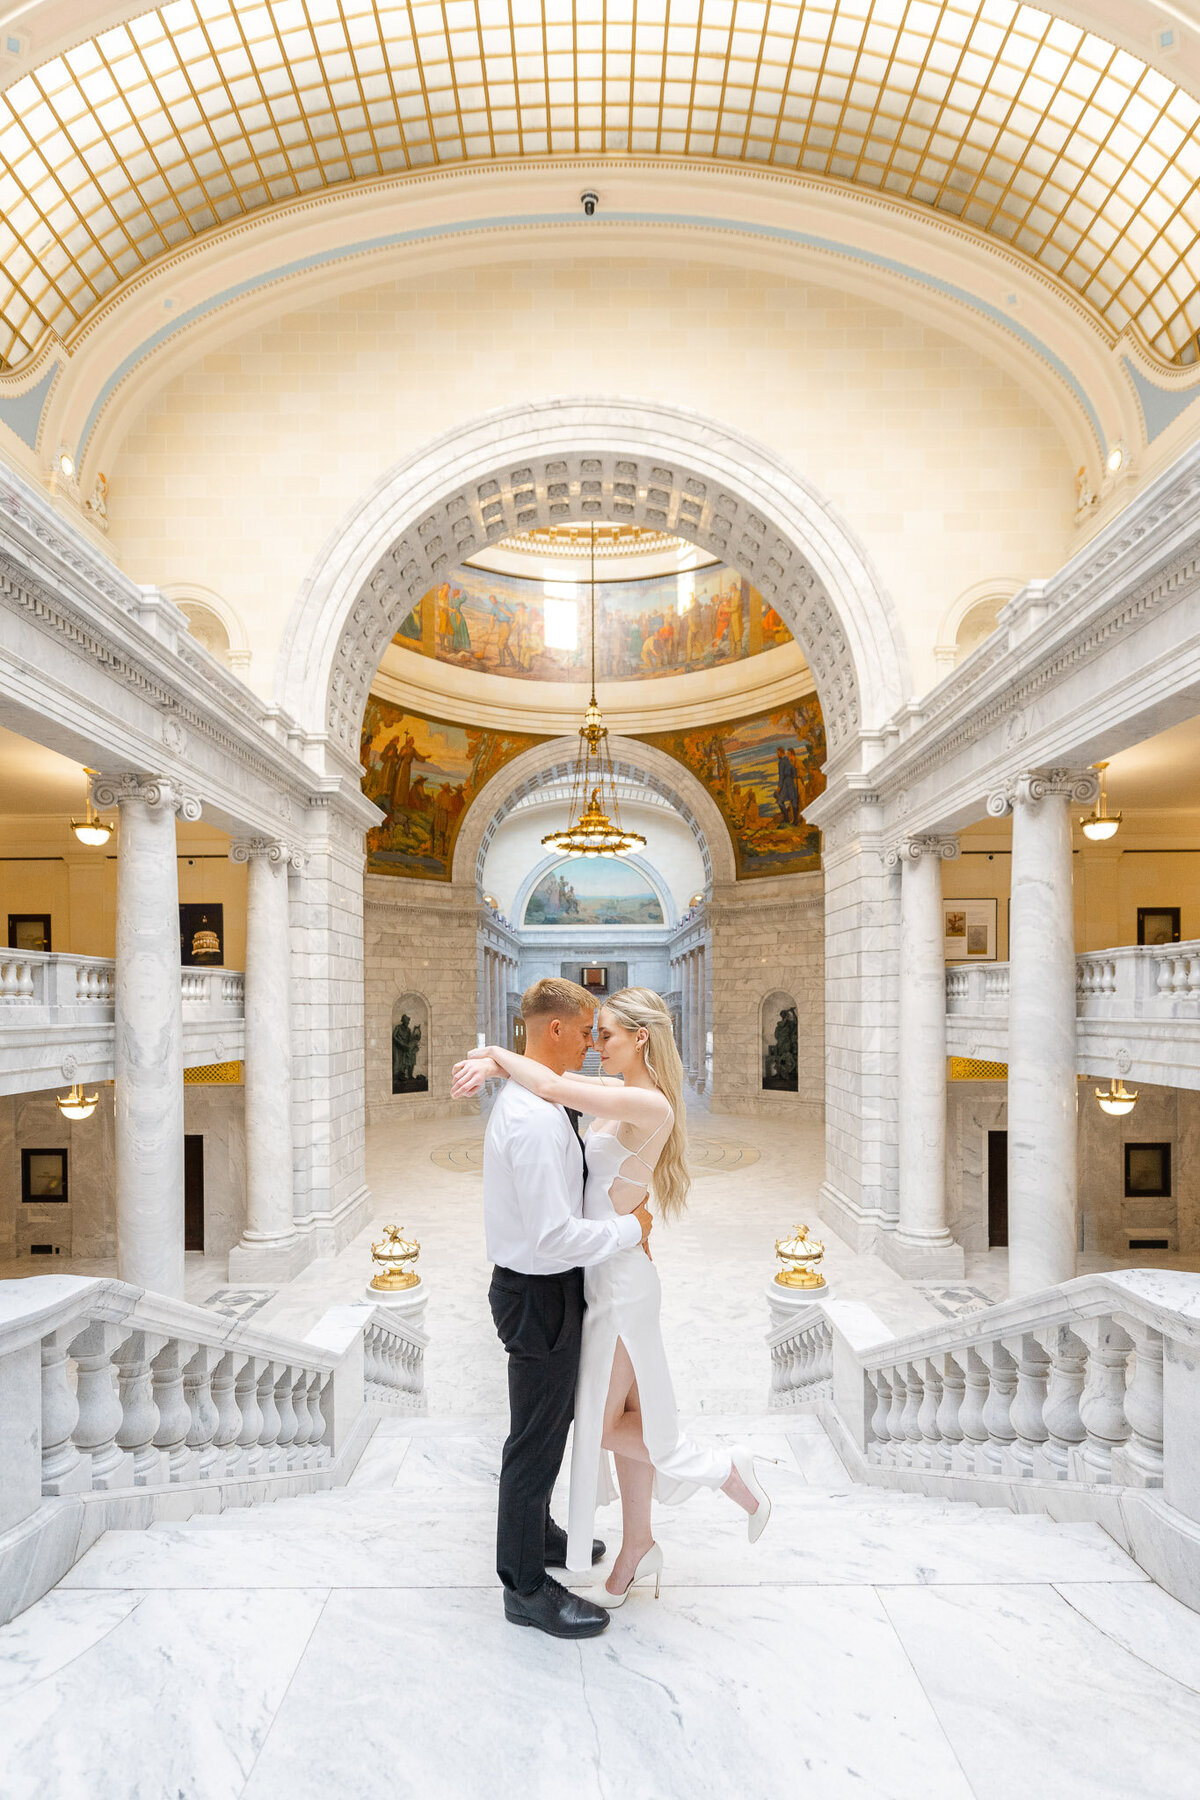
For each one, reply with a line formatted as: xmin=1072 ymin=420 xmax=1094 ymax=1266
xmin=521 ymin=976 xmax=596 ymax=1022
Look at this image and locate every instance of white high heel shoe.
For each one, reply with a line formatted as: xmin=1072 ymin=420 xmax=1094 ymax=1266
xmin=730 ymin=1447 xmax=779 ymax=1545
xmin=591 ymin=1542 xmax=663 ymax=1608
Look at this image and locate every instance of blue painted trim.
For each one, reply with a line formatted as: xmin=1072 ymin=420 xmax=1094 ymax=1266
xmin=1122 ymin=357 xmax=1200 ymax=443
xmin=78 ymin=209 xmax=1107 ymax=454
xmin=0 ymin=362 xmax=58 ymax=451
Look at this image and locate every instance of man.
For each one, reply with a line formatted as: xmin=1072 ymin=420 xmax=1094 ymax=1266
xmin=482 ymin=976 xmax=652 ymax=1638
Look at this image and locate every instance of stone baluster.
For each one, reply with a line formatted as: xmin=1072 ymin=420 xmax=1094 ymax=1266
xmin=885 ymin=1366 xmax=907 ymax=1466
xmin=151 ymin=1340 xmax=199 ymax=1483
xmin=868 ymin=1370 xmax=891 ymax=1462
xmin=934 ymin=1352 xmax=965 ymax=1472
xmin=183 ymin=1346 xmax=221 ymax=1480
xmin=885 ymin=836 xmax=961 ymax=1272
xmin=211 ymin=1351 xmax=246 ymax=1478
xmin=93 ymin=773 xmax=202 ymax=1298
xmin=288 ymin=1368 xmax=314 ymax=1469
xmin=1034 ymin=1324 xmax=1088 ymax=1479
xmin=308 ymin=1372 xmax=329 ymax=1465
xmin=1005 ymin=1332 xmax=1050 ymax=1479
xmin=917 ymin=1359 xmax=943 ymax=1469
xmin=1112 ymin=1318 xmax=1165 ymax=1487
xmin=257 ymin=1362 xmax=283 ymax=1472
xmin=114 ymin=1330 xmax=168 ymax=1486
xmin=229 ymin=839 xmax=306 ymax=1280
xmin=317 ymin=1373 xmax=335 ymax=1457
xmin=978 ymin=1340 xmax=1017 ymax=1476
xmin=988 ymin=769 xmax=1099 ymax=1295
xmin=955 ymin=1348 xmax=991 ymax=1475
xmin=900 ymin=1363 xmax=924 ymax=1467
xmin=1073 ymin=1317 xmax=1134 ymax=1482
xmin=40 ymin=1325 xmax=88 ymax=1495
xmin=68 ymin=1321 xmax=134 ymax=1489
xmin=272 ymin=1365 xmax=299 ymax=1470
xmin=235 ymin=1358 xmax=266 ymax=1475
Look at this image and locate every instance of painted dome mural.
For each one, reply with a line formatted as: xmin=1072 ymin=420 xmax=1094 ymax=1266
xmin=393 ymin=561 xmax=792 ymax=683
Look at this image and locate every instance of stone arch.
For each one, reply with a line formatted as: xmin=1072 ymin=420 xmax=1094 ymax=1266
xmin=514 ymin=851 xmax=675 ymax=932
xmin=278 ymin=398 xmax=910 ymax=765
xmin=451 ymin=734 xmax=738 ymax=892
xmin=933 ymin=577 xmax=1023 ymax=675
xmin=162 ymin=582 xmax=251 ymax=675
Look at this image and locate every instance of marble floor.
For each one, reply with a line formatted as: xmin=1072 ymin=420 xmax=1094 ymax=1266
xmin=6 ymin=1100 xmax=1200 ymax=1796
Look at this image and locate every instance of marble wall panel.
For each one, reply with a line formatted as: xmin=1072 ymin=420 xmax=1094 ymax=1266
xmin=184 ymin=1085 xmax=246 ymax=1256
xmin=363 ymin=876 xmax=478 ymax=1124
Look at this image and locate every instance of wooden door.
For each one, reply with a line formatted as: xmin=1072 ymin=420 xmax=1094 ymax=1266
xmin=987 ymin=1129 xmax=1008 ymax=1248
xmin=184 ymin=1134 xmax=205 ymax=1253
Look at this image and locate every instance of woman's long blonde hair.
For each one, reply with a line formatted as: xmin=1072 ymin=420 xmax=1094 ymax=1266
xmin=602 ymin=986 xmax=690 ymax=1221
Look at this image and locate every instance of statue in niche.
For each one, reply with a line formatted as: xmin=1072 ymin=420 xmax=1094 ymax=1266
xmin=763 ymin=1005 xmax=799 ymax=1092
xmin=391 ymin=1012 xmax=427 ymax=1094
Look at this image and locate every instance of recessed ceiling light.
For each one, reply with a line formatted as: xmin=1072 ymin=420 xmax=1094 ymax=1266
xmin=58 ymin=451 xmax=74 ymax=478
xmin=1107 ymin=444 xmax=1124 ymax=473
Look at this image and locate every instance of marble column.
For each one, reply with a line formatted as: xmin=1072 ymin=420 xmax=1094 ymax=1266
xmin=695 ymin=948 xmax=708 ymax=1093
xmin=884 ymin=836 xmax=964 ymax=1276
xmin=685 ymin=954 xmax=697 ymax=1083
xmin=93 ymin=773 xmax=201 ymax=1298
xmin=228 ymin=839 xmax=307 ymax=1282
xmin=989 ymin=769 xmax=1098 ymax=1297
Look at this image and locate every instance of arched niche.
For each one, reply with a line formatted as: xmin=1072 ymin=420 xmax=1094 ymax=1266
xmin=762 ymin=990 xmax=799 ymax=1092
xmin=391 ymin=992 xmax=430 ymax=1095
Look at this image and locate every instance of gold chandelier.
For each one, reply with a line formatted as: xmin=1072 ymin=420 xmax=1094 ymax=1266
xmin=541 ymin=526 xmax=646 ymax=862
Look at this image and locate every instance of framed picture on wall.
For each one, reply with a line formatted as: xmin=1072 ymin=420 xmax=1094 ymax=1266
xmin=943 ymin=898 xmax=997 ymax=962
xmin=582 ymin=967 xmax=607 ymax=992
xmin=21 ymin=1148 xmax=68 ymax=1203
xmin=1125 ymin=1143 xmax=1172 ymax=1197
xmin=179 ymin=904 xmax=225 ymax=966
xmin=1137 ymin=907 xmax=1181 ymax=947
xmin=8 ymin=913 xmax=51 ymax=952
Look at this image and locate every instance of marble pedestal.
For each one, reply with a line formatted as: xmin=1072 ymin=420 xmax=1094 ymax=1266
xmin=364 ymin=1283 xmax=429 ymax=1332
xmin=766 ymin=1277 xmax=831 ymax=1330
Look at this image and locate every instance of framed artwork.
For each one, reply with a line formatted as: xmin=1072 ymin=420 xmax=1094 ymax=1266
xmin=179 ymin=903 xmax=224 ymax=966
xmin=22 ymin=1148 xmax=68 ymax=1204
xmin=1137 ymin=907 xmax=1181 ymax=947
xmin=1125 ymin=1143 xmax=1172 ymax=1198
xmin=8 ymin=913 xmax=51 ymax=952
xmin=943 ymin=898 xmax=998 ymax=962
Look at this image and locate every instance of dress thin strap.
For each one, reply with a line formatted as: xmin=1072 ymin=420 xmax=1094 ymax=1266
xmin=614 ymin=1104 xmax=674 ymax=1180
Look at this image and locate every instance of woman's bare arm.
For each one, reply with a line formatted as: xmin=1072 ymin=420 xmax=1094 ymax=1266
xmin=453 ymin=1043 xmax=670 ymax=1131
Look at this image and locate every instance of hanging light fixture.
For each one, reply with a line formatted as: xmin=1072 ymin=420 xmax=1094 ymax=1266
xmin=1096 ymin=1077 xmax=1138 ymax=1116
xmin=56 ymin=1082 xmax=99 ymax=1121
xmin=541 ymin=525 xmax=647 ymax=861
xmin=70 ymin=769 xmax=114 ymax=847
xmin=1081 ymin=762 xmax=1121 ymax=841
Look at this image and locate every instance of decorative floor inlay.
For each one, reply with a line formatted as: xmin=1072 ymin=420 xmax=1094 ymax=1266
xmin=430 ymin=1137 xmax=759 ymax=1175
xmin=913 ymin=1284 xmax=996 ymax=1320
xmin=202 ymin=1287 xmax=278 ymax=1320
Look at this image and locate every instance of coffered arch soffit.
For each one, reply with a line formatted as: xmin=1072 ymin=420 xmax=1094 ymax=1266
xmin=455 ymin=733 xmax=737 ymax=893
xmin=278 ymin=397 xmax=904 ymax=767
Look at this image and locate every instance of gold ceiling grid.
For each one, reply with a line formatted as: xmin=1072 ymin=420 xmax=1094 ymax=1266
xmin=2 ymin=0 xmax=1199 ymax=372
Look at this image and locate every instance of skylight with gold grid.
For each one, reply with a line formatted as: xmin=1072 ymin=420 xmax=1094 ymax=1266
xmin=3 ymin=0 xmax=1200 ymax=373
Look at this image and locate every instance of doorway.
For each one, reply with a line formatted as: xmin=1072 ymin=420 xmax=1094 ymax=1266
xmin=987 ymin=1129 xmax=1008 ymax=1248
xmin=184 ymin=1135 xmax=205 ymax=1252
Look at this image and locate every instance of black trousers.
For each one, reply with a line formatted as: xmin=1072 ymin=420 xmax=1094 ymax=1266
xmin=489 ymin=1264 xmax=585 ymax=1596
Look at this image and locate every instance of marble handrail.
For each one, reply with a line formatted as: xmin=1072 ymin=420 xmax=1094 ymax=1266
xmin=0 ymin=1275 xmax=427 ymax=1623
xmin=945 ymin=942 xmax=1200 ymax=1023
xmin=0 ymin=951 xmax=245 ymax=1028
xmin=768 ymin=1270 xmax=1200 ymax=1604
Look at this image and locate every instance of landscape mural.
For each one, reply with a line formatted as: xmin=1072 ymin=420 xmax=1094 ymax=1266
xmin=639 ymin=696 xmax=826 ymax=879
xmin=361 ymin=696 xmax=544 ymax=881
xmin=524 ymin=858 xmax=665 ymax=927
xmin=391 ymin=563 xmax=792 ymax=682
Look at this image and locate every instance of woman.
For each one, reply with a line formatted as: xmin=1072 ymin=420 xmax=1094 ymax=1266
xmin=452 ymin=987 xmax=774 ymax=1605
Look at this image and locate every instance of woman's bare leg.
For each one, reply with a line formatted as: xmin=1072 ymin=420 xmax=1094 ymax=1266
xmin=601 ymin=1341 xmax=655 ymax=1594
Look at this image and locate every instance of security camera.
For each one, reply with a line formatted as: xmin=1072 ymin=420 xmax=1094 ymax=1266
xmin=581 ymin=191 xmax=599 ymax=217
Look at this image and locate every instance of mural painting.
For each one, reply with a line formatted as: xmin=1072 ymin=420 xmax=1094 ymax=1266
xmin=361 ymin=696 xmax=544 ymax=880
xmin=391 ymin=563 xmax=792 ymax=682
xmin=524 ymin=858 xmax=665 ymax=927
xmin=639 ymin=696 xmax=826 ymax=879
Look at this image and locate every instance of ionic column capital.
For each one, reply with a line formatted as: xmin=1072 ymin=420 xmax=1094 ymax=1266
xmin=987 ymin=767 xmax=1100 ymax=817
xmin=883 ymin=834 xmax=960 ymax=869
xmin=230 ymin=837 xmax=309 ymax=871
xmin=91 ymin=771 xmax=202 ymax=822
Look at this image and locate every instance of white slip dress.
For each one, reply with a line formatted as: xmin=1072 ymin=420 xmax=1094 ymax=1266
xmin=565 ymin=1111 xmax=733 ymax=1573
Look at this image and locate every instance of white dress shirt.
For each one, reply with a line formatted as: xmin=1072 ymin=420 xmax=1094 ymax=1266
xmin=484 ymin=1080 xmax=642 ymax=1274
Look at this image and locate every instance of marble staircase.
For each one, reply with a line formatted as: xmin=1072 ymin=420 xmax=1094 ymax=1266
xmin=4 ymin=1408 xmax=1200 ymax=1798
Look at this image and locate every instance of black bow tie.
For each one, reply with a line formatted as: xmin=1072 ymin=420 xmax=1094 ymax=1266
xmin=565 ymin=1107 xmax=588 ymax=1183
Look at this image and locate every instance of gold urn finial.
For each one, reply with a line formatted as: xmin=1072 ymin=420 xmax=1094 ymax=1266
xmin=369 ymin=1224 xmax=421 ymax=1291
xmin=775 ymin=1222 xmax=827 ymax=1290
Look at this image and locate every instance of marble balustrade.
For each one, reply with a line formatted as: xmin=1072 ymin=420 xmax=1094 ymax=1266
xmin=767 ymin=1269 xmax=1200 ymax=1608
xmin=0 ymin=1275 xmax=428 ymax=1624
xmin=945 ymin=941 xmax=1200 ymax=1089
xmin=0 ymin=952 xmax=245 ymax=1097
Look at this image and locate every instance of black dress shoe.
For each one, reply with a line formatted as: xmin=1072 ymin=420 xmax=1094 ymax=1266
xmin=504 ymin=1575 xmax=610 ymax=1638
xmin=545 ymin=1522 xmax=605 ymax=1568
